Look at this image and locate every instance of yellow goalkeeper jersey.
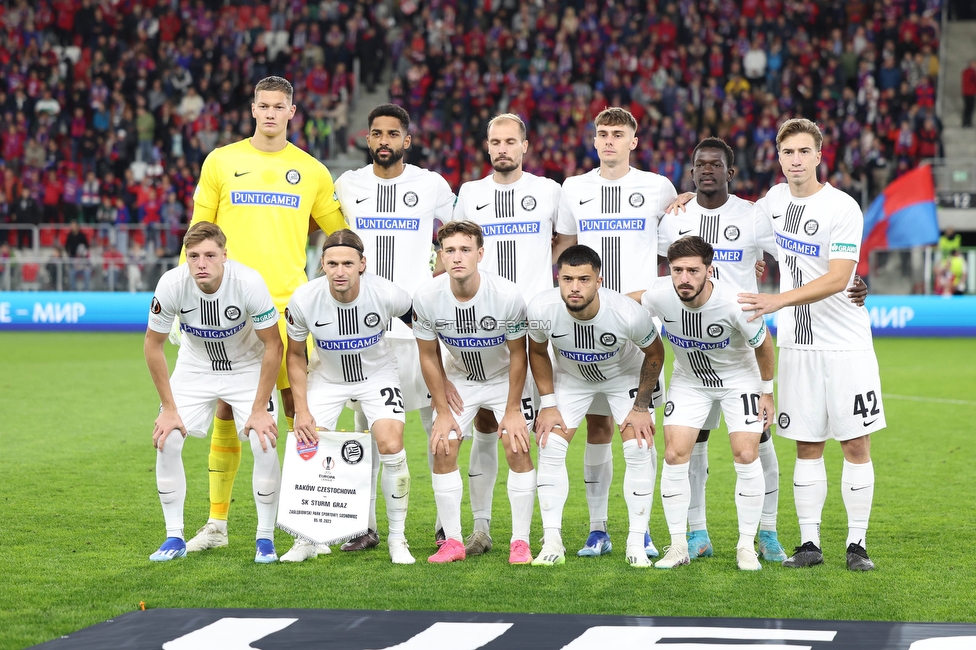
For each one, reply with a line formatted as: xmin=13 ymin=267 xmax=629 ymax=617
xmin=191 ymin=138 xmax=346 ymax=308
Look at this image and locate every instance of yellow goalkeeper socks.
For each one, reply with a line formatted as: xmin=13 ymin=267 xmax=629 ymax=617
xmin=208 ymin=417 xmax=241 ymax=521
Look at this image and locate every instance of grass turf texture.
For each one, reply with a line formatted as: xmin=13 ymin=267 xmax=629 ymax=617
xmin=1 ymin=332 xmax=974 ymax=648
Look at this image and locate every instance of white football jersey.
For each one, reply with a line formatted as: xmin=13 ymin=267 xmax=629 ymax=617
xmin=285 ymin=273 xmax=412 ymax=385
xmin=642 ymin=277 xmax=767 ymax=387
xmin=658 ymin=194 xmax=776 ymax=293
xmin=148 ymin=260 xmax=279 ymax=373
xmin=337 ymin=164 xmax=455 ymax=337
xmin=413 ymin=271 xmax=528 ymax=383
xmin=453 ymin=171 xmax=560 ymax=303
xmin=557 ymin=168 xmax=677 ymax=293
xmin=756 ymin=183 xmax=872 ymax=350
xmin=527 ymin=287 xmax=659 ymax=383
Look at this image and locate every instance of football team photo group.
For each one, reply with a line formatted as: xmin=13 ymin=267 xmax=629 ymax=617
xmin=144 ymin=75 xmax=884 ymax=575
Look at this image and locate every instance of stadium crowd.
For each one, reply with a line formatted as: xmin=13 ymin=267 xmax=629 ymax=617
xmin=0 ymin=0 xmax=946 ymax=290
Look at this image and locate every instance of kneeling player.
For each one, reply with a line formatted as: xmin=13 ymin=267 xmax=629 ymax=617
xmin=414 ymin=221 xmax=537 ymax=565
xmin=633 ymin=236 xmax=774 ymax=570
xmin=528 ymin=245 xmax=665 ymax=568
xmin=281 ymin=229 xmax=415 ymax=564
xmin=145 ymin=222 xmax=283 ymax=563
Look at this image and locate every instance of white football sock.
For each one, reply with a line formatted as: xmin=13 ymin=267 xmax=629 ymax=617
xmin=660 ymin=461 xmax=690 ymax=546
xmin=622 ymin=439 xmax=654 ymax=548
xmin=419 ymin=406 xmax=441 ymax=533
xmin=380 ymin=450 xmax=410 ymax=541
xmin=793 ymin=457 xmax=827 ymax=548
xmin=156 ymin=431 xmax=186 ymax=539
xmin=583 ymin=442 xmax=612 ymax=532
xmin=507 ymin=468 xmax=536 ymax=543
xmin=249 ymin=431 xmax=281 ymax=540
xmin=842 ymin=459 xmax=874 ymax=548
xmin=759 ymin=435 xmax=780 ymax=531
xmin=687 ymin=440 xmax=709 ymax=531
xmin=537 ymin=435 xmax=570 ymax=546
xmin=469 ymin=429 xmax=498 ymax=535
xmin=431 ymin=470 xmax=463 ymax=542
xmin=734 ymin=458 xmax=764 ymax=549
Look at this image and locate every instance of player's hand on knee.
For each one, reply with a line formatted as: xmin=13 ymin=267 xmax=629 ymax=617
xmin=444 ymin=380 xmax=464 ymax=415
xmin=245 ymin=410 xmax=278 ymax=452
xmin=535 ymin=408 xmax=567 ymax=448
xmin=430 ymin=417 xmax=458 ymax=456
xmin=621 ymin=409 xmax=655 ymax=448
xmin=293 ymin=410 xmax=319 ymax=444
xmin=499 ymin=410 xmax=531 ymax=454
xmin=153 ymin=407 xmax=186 ymax=451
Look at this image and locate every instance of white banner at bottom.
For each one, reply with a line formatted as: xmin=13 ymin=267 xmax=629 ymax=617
xmin=275 ymin=429 xmax=371 ymax=546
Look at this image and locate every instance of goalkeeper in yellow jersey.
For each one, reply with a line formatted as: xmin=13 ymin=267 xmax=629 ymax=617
xmin=182 ymin=76 xmax=346 ymax=553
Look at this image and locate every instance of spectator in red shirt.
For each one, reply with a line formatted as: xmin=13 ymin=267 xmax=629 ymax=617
xmin=963 ymin=59 xmax=976 ymax=128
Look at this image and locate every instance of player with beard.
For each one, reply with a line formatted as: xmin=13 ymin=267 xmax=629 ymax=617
xmin=631 ymin=236 xmax=775 ymax=571
xmin=450 ymin=114 xmax=560 ymax=557
xmin=336 ymin=104 xmax=455 ymax=552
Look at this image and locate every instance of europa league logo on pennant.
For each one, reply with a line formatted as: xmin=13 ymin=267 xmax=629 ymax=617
xmin=323 ymin=456 xmax=335 ymax=471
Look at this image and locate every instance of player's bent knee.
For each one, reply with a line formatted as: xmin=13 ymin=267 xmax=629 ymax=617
xmin=584 ymin=414 xmax=614 ymax=444
xmin=372 ymin=420 xmax=405 ymax=455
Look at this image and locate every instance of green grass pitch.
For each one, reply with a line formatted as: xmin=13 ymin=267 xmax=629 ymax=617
xmin=1 ymin=333 xmax=975 ymax=648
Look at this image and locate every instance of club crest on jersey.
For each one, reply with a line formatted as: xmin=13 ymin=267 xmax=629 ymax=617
xmin=364 ymin=312 xmax=381 ymax=328
xmin=480 ymin=316 xmax=497 ymax=331
xmin=286 ymin=169 xmax=301 ymax=185
xmin=403 ymin=191 xmax=419 ymax=207
xmin=150 ymin=297 xmax=161 ymax=314
xmin=341 ymin=440 xmax=365 ymax=464
xmin=600 ymin=332 xmax=617 ymax=346
xmin=297 ymin=438 xmax=318 ymax=461
xmin=707 ymin=324 xmax=724 ymax=338
xmin=664 ymin=401 xmax=674 ymax=416
xmin=521 ymin=195 xmax=537 ymax=211
xmin=629 ymin=192 xmax=645 ymax=208
xmin=778 ymin=413 xmax=790 ymax=429
xmin=804 ymin=219 xmax=819 ymax=236
xmin=724 ymin=225 xmax=740 ymax=241
xmin=224 ymin=306 xmax=241 ymax=321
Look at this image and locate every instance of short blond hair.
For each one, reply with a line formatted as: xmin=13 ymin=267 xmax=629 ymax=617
xmin=776 ymin=117 xmax=823 ymax=150
xmin=183 ymin=222 xmax=226 ymax=250
xmin=487 ymin=113 xmax=526 ymax=140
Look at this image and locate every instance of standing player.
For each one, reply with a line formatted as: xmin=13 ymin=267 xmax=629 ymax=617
xmin=739 ymin=118 xmax=884 ymax=571
xmin=336 ymin=103 xmax=455 ymax=551
xmin=280 ymin=230 xmax=415 ymax=564
xmin=528 ymin=245 xmax=665 ymax=567
xmin=450 ymin=113 xmax=561 ymax=556
xmin=554 ymin=107 xmax=676 ymax=558
xmin=184 ymin=76 xmax=346 ymax=554
xmin=413 ymin=221 xmax=537 ymax=565
xmin=145 ymin=223 xmax=283 ymax=563
xmin=632 ymin=236 xmax=775 ymax=571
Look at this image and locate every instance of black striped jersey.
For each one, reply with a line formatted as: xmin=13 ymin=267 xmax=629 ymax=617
xmin=452 ymin=171 xmax=560 ymax=303
xmin=556 ymin=168 xmax=677 ymax=293
xmin=148 ymin=260 xmax=279 ymax=373
xmin=336 ymin=164 xmax=455 ymax=337
xmin=284 ymin=273 xmax=412 ymax=384
xmin=412 ymin=271 xmax=528 ymax=383
xmin=527 ymin=287 xmax=659 ymax=383
xmin=755 ymin=183 xmax=872 ymax=350
xmin=641 ymin=277 xmax=767 ymax=388
xmin=658 ymin=194 xmax=776 ymax=293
